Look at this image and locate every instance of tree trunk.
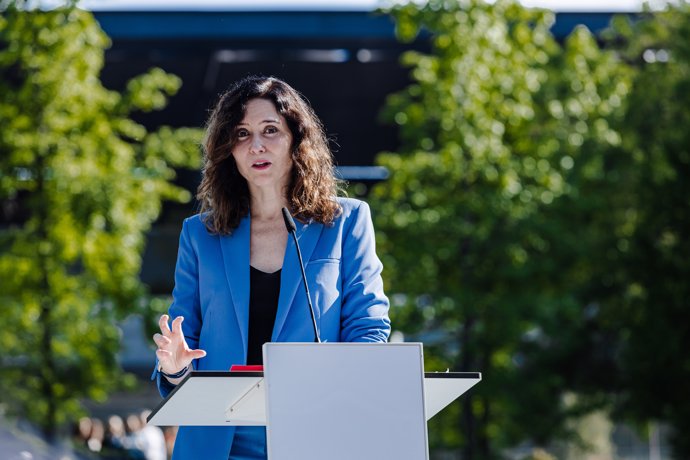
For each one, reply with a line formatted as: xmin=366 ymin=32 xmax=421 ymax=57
xmin=36 ymin=153 xmax=57 ymax=442
xmin=479 ymin=394 xmax=491 ymax=459
xmin=460 ymin=315 xmax=476 ymax=460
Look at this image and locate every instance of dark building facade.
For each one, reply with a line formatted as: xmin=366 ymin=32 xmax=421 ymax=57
xmin=92 ymin=7 xmax=619 ymax=294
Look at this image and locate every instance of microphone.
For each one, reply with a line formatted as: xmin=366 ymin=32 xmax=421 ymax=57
xmin=281 ymin=207 xmax=321 ymax=343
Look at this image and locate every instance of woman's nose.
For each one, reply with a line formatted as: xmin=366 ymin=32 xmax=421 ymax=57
xmin=249 ymin=135 xmax=265 ymax=154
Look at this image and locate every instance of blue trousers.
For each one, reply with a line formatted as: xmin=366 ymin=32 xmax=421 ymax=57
xmin=228 ymin=426 xmax=267 ymax=460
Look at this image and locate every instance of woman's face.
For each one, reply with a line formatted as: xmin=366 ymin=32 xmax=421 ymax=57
xmin=231 ymin=98 xmax=294 ymax=194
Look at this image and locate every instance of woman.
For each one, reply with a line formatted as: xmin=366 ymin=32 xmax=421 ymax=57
xmin=150 ymin=76 xmax=391 ymax=460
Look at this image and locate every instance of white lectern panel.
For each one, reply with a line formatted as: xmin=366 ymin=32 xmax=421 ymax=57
xmin=424 ymin=373 xmax=481 ymax=419
xmin=147 ymin=372 xmax=264 ymax=426
xmin=263 ymin=343 xmax=428 ymax=460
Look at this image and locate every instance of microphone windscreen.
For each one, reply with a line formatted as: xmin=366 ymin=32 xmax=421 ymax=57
xmin=281 ymin=207 xmax=297 ymax=233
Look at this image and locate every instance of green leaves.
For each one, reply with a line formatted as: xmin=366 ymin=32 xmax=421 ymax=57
xmin=122 ymin=67 xmax=182 ymax=113
xmin=603 ymin=3 xmax=690 ymax=456
xmin=0 ymin=2 xmax=203 ymax=437
xmin=376 ymin=0 xmax=690 ymax=456
xmin=372 ymin=0 xmax=633 ymax=455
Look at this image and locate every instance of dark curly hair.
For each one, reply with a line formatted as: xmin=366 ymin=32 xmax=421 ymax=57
xmin=197 ymin=76 xmax=342 ymax=234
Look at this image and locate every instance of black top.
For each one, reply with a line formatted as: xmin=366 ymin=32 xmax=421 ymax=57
xmin=246 ymin=266 xmax=281 ymax=365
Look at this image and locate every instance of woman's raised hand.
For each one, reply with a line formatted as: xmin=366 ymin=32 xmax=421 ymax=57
xmin=153 ymin=314 xmax=207 ymax=376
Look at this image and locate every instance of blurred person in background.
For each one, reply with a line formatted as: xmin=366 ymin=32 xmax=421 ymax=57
xmin=123 ymin=413 xmax=146 ymax=459
xmin=72 ymin=416 xmax=93 ymax=456
xmin=105 ymin=414 xmax=127 ymax=451
xmin=150 ymin=75 xmax=391 ymax=459
xmin=139 ymin=409 xmax=167 ymax=460
xmin=87 ymin=418 xmax=104 ymax=453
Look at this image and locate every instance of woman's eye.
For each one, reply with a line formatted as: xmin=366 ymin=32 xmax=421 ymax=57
xmin=236 ymin=130 xmax=249 ymax=139
xmin=264 ymin=126 xmax=278 ymax=134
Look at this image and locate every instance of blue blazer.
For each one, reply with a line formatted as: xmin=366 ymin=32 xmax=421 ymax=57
xmin=152 ymin=197 xmax=391 ymax=459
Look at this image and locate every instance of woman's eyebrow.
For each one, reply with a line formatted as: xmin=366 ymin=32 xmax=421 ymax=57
xmin=237 ymin=118 xmax=281 ymax=126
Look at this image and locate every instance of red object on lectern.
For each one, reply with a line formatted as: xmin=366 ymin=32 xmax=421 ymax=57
xmin=230 ymin=365 xmax=264 ymax=372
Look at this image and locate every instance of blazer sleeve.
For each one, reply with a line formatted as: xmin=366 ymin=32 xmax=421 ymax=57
xmin=339 ymin=201 xmax=391 ymax=343
xmin=150 ymin=217 xmax=203 ymax=398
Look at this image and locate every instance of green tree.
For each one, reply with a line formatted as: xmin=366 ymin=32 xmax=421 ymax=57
xmin=0 ymin=2 xmax=201 ymax=439
xmin=371 ymin=0 xmax=630 ymax=457
xmin=603 ymin=4 xmax=690 ymax=456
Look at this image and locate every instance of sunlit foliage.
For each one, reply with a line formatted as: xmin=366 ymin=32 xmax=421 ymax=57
xmin=372 ymin=0 xmax=631 ymax=457
xmin=605 ymin=4 xmax=690 ymax=456
xmin=0 ymin=1 xmax=202 ymax=438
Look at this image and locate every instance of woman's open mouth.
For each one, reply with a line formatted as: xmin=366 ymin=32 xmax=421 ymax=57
xmin=252 ymin=161 xmax=272 ymax=170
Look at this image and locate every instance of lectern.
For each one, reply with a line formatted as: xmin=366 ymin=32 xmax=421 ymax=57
xmin=148 ymin=343 xmax=480 ymax=460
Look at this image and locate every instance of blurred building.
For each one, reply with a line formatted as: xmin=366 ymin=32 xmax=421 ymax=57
xmin=84 ymin=0 xmax=628 ymax=296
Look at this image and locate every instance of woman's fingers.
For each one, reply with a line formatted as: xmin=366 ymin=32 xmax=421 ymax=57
xmin=157 ymin=348 xmax=206 ymax=368
xmin=152 ymin=333 xmax=171 ymax=348
xmin=159 ymin=314 xmax=172 ymax=337
xmin=154 ymin=314 xmax=205 ymax=374
xmin=172 ymin=315 xmax=184 ymax=336
xmin=188 ymin=348 xmax=207 ymax=360
xmin=155 ymin=349 xmax=172 ymax=362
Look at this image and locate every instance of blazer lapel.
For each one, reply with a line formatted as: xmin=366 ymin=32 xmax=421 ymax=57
xmin=219 ymin=216 xmax=251 ymax=361
xmin=272 ymin=220 xmax=323 ymax=341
